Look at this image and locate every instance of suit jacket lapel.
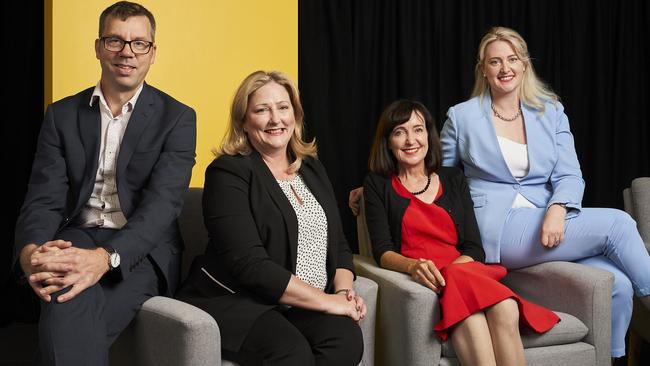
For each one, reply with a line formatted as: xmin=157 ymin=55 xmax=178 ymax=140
xmin=77 ymin=93 xmax=101 ymax=213
xmin=117 ymin=83 xmax=155 ymax=180
xmin=521 ymin=104 xmax=542 ymax=177
xmin=251 ymin=152 xmax=299 ymax=270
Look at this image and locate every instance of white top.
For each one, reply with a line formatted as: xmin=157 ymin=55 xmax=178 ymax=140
xmin=276 ymin=174 xmax=329 ymax=291
xmin=497 ymin=136 xmax=537 ymax=209
xmin=77 ymin=82 xmax=143 ymax=229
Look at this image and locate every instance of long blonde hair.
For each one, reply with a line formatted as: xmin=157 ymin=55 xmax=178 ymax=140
xmin=471 ymin=26 xmax=558 ymax=111
xmin=217 ymin=70 xmax=317 ymax=173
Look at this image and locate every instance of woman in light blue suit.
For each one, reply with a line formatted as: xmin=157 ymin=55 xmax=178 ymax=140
xmin=440 ymin=26 xmax=650 ymax=358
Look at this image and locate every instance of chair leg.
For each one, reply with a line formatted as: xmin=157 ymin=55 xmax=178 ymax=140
xmin=627 ymin=329 xmax=639 ymax=366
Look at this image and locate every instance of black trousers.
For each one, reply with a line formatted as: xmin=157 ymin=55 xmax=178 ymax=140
xmin=224 ymin=307 xmax=364 ymax=366
xmin=36 ymin=227 xmax=159 ymax=366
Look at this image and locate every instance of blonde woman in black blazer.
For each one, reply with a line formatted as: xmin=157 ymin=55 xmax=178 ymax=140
xmin=177 ymin=70 xmax=365 ymax=366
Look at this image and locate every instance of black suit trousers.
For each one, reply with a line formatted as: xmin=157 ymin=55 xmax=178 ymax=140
xmin=224 ymin=307 xmax=363 ymax=366
xmin=36 ymin=227 xmax=159 ymax=366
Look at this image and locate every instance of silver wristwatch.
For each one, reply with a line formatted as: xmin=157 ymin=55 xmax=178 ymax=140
xmin=105 ymin=247 xmax=121 ymax=270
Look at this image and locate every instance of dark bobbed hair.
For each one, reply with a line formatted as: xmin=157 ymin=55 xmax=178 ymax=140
xmin=369 ymin=99 xmax=441 ymax=177
xmin=99 ymin=1 xmax=156 ymax=41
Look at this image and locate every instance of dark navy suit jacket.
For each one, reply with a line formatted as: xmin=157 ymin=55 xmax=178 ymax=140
xmin=14 ymin=83 xmax=196 ymax=295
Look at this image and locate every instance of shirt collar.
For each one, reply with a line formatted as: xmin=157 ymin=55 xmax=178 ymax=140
xmin=89 ymin=82 xmax=144 ymax=115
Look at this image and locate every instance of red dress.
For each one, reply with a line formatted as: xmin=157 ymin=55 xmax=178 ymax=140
xmin=393 ymin=176 xmax=559 ymax=341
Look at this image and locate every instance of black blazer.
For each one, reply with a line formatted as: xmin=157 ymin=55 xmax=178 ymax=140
xmin=14 ymin=83 xmax=197 ymax=295
xmin=363 ymin=166 xmax=485 ymax=265
xmin=177 ymin=152 xmax=355 ymax=351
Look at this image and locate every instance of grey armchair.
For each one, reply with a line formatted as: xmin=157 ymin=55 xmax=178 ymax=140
xmin=111 ymin=188 xmax=378 ymax=366
xmin=622 ymin=177 xmax=650 ymax=366
xmin=353 ymin=196 xmax=614 ymax=366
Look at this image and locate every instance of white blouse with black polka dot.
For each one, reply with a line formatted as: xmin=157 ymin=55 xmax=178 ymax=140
xmin=276 ymin=174 xmax=328 ymax=291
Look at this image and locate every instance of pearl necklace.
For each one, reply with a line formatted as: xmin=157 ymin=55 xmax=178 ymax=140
xmin=491 ymin=103 xmax=522 ymax=122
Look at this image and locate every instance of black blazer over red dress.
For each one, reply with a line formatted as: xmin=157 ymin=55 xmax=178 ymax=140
xmin=363 ymin=166 xmax=485 ymax=264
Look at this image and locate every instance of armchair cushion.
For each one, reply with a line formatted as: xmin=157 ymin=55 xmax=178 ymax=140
xmin=441 ymin=311 xmax=588 ymax=357
xmin=502 ymin=261 xmax=612 ymax=366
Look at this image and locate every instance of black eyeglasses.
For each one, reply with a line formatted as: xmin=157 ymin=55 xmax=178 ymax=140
xmin=100 ymin=37 xmax=154 ymax=55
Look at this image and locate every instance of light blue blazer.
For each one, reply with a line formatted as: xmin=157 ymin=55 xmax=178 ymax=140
xmin=440 ymin=95 xmax=585 ymax=262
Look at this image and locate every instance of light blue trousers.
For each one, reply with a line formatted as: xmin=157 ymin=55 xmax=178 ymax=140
xmin=499 ymin=207 xmax=650 ymax=358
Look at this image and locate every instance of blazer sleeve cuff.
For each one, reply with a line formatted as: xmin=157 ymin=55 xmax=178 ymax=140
xmin=546 ymin=200 xmax=582 ymax=218
xmin=372 ymin=247 xmax=391 ymax=266
xmin=336 ymin=259 xmax=356 ymax=279
xmin=257 ymin=268 xmax=293 ymax=303
xmin=458 ymin=243 xmax=486 ymax=263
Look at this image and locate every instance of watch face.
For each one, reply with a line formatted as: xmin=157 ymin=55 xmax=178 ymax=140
xmin=110 ymin=253 xmax=121 ymax=268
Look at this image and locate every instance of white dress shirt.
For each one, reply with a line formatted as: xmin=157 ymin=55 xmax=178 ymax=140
xmin=77 ymin=83 xmax=144 ymax=229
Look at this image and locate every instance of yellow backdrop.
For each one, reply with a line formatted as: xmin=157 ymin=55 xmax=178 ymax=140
xmin=46 ymin=0 xmax=298 ymax=187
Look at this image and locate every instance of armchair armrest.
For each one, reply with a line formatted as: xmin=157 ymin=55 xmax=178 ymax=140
xmin=354 ymin=255 xmax=441 ymax=366
xmin=502 ymin=261 xmax=613 ymax=366
xmin=353 ymin=276 xmax=378 ymax=366
xmin=631 ymin=177 xmax=650 ymax=249
xmin=111 ymin=296 xmax=221 ymax=366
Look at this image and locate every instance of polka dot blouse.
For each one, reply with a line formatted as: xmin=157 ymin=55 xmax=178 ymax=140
xmin=276 ymin=174 xmax=329 ymax=291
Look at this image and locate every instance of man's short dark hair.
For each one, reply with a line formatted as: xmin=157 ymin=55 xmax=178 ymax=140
xmin=99 ymin=1 xmax=156 ymax=41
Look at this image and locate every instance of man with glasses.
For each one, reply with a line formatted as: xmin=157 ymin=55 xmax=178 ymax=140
xmin=14 ymin=2 xmax=196 ymax=364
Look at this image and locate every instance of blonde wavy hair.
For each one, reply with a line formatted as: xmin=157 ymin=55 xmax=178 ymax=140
xmin=471 ymin=26 xmax=558 ymax=111
xmin=216 ymin=70 xmax=317 ymax=173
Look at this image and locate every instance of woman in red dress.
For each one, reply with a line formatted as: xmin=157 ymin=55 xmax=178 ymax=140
xmin=363 ymin=99 xmax=558 ymax=366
